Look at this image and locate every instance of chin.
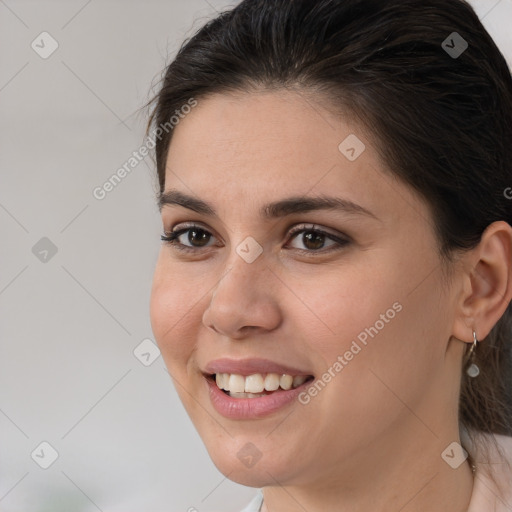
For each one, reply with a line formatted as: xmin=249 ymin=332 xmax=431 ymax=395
xmin=201 ymin=434 xmax=302 ymax=488
xmin=220 ymin=467 xmax=272 ymax=487
xmin=210 ymin=452 xmax=285 ymax=487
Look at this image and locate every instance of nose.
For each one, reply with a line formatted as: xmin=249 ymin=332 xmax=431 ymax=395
xmin=202 ymin=252 xmax=282 ymax=339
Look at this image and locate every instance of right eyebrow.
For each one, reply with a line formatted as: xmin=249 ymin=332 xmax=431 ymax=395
xmin=158 ymin=189 xmax=215 ymax=215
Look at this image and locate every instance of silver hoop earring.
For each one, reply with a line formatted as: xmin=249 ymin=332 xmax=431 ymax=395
xmin=465 ymin=331 xmax=480 ymax=378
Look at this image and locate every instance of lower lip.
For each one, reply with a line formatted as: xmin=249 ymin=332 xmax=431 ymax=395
xmin=205 ymin=376 xmax=312 ymax=420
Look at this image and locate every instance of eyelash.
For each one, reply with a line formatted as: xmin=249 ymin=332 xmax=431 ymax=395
xmin=160 ymin=223 xmax=350 ymax=255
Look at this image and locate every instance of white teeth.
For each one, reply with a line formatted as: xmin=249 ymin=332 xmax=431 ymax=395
xmin=228 ymin=374 xmax=245 ymax=393
xmin=214 ymin=372 xmax=310 ymax=394
xmin=216 ymin=373 xmax=228 ymax=390
xmin=280 ymin=374 xmax=293 ymax=390
xmin=292 ymin=375 xmax=307 ymax=387
xmin=228 ymin=392 xmax=264 ymax=398
xmin=245 ymin=374 xmax=264 ymax=393
xmin=264 ymin=373 xmax=280 ymax=391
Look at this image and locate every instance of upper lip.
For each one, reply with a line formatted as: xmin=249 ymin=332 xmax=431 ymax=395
xmin=203 ymin=358 xmax=313 ymax=377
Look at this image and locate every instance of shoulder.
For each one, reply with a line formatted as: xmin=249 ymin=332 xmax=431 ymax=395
xmin=467 ymin=432 xmax=512 ymax=511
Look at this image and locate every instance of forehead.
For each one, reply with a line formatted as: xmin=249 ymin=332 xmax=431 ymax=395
xmin=167 ymin=90 xmax=348 ymax=176
xmin=163 ymin=90 xmax=423 ymax=225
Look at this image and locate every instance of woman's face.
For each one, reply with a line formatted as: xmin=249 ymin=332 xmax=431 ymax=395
xmin=150 ymin=90 xmax=464 ymax=487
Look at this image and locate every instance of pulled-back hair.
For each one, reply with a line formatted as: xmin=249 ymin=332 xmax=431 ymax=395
xmin=147 ymin=0 xmax=512 ymax=470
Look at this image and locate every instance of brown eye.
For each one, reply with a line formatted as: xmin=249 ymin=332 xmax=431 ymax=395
xmin=161 ymin=225 xmax=217 ymax=251
xmin=288 ymin=227 xmax=342 ymax=252
xmin=302 ymin=231 xmax=328 ymax=250
xmin=289 ymin=225 xmax=350 ymax=254
xmin=186 ymin=228 xmax=212 ymax=247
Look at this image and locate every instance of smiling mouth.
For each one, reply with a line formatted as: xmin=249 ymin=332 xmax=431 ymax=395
xmin=208 ymin=372 xmax=314 ymax=398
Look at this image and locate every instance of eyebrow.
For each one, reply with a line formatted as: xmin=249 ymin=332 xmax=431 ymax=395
xmin=158 ymin=189 xmax=379 ymax=220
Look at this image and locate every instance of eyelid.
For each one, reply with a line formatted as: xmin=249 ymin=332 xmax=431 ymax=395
xmin=287 ymin=223 xmax=346 ymax=240
xmin=163 ymin=221 xmax=220 ymax=239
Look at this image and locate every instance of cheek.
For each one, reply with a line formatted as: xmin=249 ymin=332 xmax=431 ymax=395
xmin=295 ymin=253 xmax=443 ymax=407
xmin=290 ymin=260 xmax=403 ymax=352
xmin=149 ymin=256 xmax=205 ymax=369
xmin=309 ymin=241 xmax=445 ymax=361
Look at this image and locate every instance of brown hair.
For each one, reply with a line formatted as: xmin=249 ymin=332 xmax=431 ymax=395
xmin=147 ymin=0 xmax=512 ymax=479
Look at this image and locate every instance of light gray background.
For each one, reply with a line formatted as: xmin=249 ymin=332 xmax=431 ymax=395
xmin=1 ymin=1 xmax=511 ymax=511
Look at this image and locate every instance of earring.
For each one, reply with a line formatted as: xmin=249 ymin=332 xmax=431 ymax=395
xmin=465 ymin=331 xmax=480 ymax=378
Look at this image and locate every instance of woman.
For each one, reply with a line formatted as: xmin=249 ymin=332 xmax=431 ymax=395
xmin=147 ymin=0 xmax=512 ymax=510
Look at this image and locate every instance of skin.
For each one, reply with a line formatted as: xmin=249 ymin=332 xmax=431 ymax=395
xmin=149 ymin=89 xmax=512 ymax=512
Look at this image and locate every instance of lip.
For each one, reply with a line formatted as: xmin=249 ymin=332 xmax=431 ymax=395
xmin=203 ymin=357 xmax=312 ymax=377
xmin=204 ymin=375 xmax=313 ymax=419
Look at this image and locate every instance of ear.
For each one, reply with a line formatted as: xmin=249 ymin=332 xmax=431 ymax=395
xmin=452 ymin=220 xmax=512 ymax=343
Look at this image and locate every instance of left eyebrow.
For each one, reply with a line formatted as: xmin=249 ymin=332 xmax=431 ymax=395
xmin=260 ymin=195 xmax=379 ymax=221
xmin=158 ymin=189 xmax=379 ymax=221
